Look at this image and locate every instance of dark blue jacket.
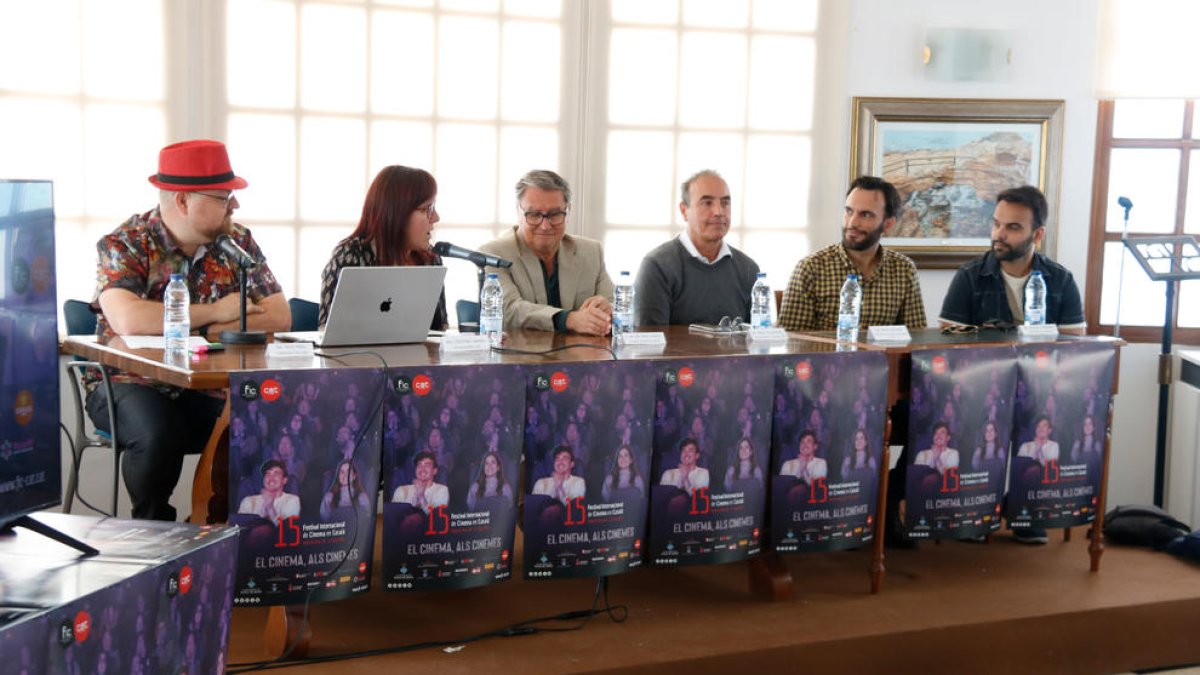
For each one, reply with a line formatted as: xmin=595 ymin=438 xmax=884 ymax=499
xmin=939 ymin=251 xmax=1084 ymax=326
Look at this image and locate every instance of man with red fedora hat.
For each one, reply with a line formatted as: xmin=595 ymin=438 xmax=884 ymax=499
xmin=87 ymin=139 xmax=291 ymax=521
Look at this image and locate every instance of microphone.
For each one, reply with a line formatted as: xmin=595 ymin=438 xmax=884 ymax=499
xmin=433 ymin=241 xmax=513 ymax=268
xmin=215 ymin=233 xmax=258 ymax=269
xmin=1118 ymin=196 xmax=1133 ymax=219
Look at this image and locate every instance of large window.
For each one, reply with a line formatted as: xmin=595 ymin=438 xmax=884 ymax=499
xmin=1087 ymin=100 xmax=1200 ymax=342
xmin=1 ymin=0 xmax=823 ymax=320
xmin=0 ymin=0 xmax=168 ymax=308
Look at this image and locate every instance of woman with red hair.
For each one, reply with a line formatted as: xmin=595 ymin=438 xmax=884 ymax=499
xmin=318 ymin=165 xmax=448 ymax=329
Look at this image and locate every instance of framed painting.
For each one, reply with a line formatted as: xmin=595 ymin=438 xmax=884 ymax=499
xmin=850 ymin=97 xmax=1064 ymax=269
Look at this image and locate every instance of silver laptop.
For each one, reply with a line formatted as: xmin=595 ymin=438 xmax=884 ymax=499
xmin=275 ymin=266 xmax=446 ymax=347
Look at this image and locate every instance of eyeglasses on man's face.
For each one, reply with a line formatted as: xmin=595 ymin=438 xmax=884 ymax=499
xmin=193 ymin=191 xmax=236 ymax=207
xmin=523 ymin=209 xmax=568 ymax=226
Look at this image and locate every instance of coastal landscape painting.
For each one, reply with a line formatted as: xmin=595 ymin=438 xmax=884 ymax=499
xmin=851 ymin=98 xmax=1064 ymax=268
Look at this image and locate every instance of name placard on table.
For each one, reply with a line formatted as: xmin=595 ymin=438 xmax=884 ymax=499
xmin=1018 ymin=324 xmax=1059 ymax=340
xmin=867 ymin=325 xmax=912 ymax=343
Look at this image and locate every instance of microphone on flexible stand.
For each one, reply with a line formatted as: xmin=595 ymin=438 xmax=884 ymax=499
xmin=214 ymin=233 xmax=266 ymax=344
xmin=433 ymin=241 xmax=514 ymax=301
xmin=1113 ymin=196 xmax=1133 ymax=339
xmin=433 ymin=242 xmax=513 ymax=269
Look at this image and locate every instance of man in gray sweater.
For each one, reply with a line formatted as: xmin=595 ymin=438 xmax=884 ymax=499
xmin=634 ymin=170 xmax=760 ymax=326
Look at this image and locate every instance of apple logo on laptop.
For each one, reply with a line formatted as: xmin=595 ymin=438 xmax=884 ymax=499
xmin=380 ymin=297 xmax=392 ymax=312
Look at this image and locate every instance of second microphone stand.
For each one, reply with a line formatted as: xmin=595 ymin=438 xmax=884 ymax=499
xmin=219 ymin=263 xmax=267 ymax=344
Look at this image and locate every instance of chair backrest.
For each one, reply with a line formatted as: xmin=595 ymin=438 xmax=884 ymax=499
xmin=456 ymin=299 xmax=480 ymax=326
xmin=288 ymin=298 xmax=320 ymax=332
xmin=63 ymin=299 xmax=98 ymax=336
xmin=773 ymin=289 xmax=783 ymax=315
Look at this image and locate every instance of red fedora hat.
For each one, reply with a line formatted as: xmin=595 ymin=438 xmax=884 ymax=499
xmin=148 ymin=139 xmax=248 ymax=191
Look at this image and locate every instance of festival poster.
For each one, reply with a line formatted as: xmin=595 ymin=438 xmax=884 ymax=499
xmin=522 ymin=361 xmax=655 ymax=580
xmin=380 ymin=364 xmax=523 ymax=591
xmin=770 ymin=351 xmax=889 ymax=553
xmin=228 ymin=369 xmax=383 ymax=606
xmin=1006 ymin=342 xmax=1117 ymax=529
xmin=647 ymin=356 xmax=772 ymax=566
xmin=904 ymin=347 xmax=1016 ymax=540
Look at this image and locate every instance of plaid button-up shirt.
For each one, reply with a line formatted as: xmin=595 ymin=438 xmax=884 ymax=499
xmin=778 ymin=243 xmax=927 ymax=331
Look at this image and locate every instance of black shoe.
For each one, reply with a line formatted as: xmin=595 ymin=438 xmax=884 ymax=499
xmin=1012 ymin=527 xmax=1048 ymax=545
xmin=885 ymin=527 xmax=918 ymax=550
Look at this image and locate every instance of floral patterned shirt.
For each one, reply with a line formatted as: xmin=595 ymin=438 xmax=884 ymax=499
xmin=93 ymin=207 xmax=283 ymax=340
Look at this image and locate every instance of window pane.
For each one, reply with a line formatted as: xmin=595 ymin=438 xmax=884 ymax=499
xmin=0 ymin=99 xmax=83 ymax=217
xmin=299 ymin=117 xmax=366 ymax=221
xmin=498 ymin=126 xmax=559 ymax=218
xmin=1188 ymin=149 xmax=1200 ymax=235
xmin=749 ymin=35 xmax=814 ymax=131
xmin=604 ymin=229 xmax=672 ymax=283
xmin=249 ymin=225 xmax=297 ymax=299
xmin=57 ymin=220 xmax=93 ymax=303
xmin=436 ymin=123 xmax=497 ymax=224
xmin=377 ymin=0 xmax=432 ymax=6
xmin=228 ymin=0 xmax=296 ymax=108
xmin=501 ymin=21 xmax=560 ymax=122
xmin=1098 ymin=242 xmax=1166 ymax=326
xmin=1194 ymin=103 xmax=1200 ymax=139
xmin=82 ymin=0 xmax=163 ymax=100
xmin=370 ymin=120 xmax=434 ymax=176
xmin=504 ymin=0 xmax=560 ymax=18
xmin=678 ymin=32 xmax=746 ymax=129
xmin=1112 ymin=99 xmax=1186 ymax=139
xmin=298 ymin=226 xmax=349 ymax=301
xmin=1181 ymin=279 xmax=1200 ymax=328
xmin=228 ymin=113 xmax=297 ymax=221
xmin=752 ymin=0 xmax=817 ymax=32
xmin=606 ymin=131 xmax=674 ymax=225
xmin=440 ymin=0 xmax=498 ymax=11
xmin=609 ymin=29 xmax=677 ymax=125
xmin=742 ymin=230 xmax=807 ymax=297
xmin=744 ymin=134 xmax=810 ymax=228
xmin=438 ymin=16 xmax=499 ymax=119
xmin=611 ymin=0 xmax=677 ymax=25
xmin=301 ymin=4 xmax=367 ymax=112
xmin=675 ymin=132 xmax=745 ymax=225
xmin=682 ymin=0 xmax=747 ymax=28
xmin=0 ymin=0 xmax=80 ymax=94
xmin=372 ymin=11 xmax=434 ymax=116
xmin=1106 ymin=149 xmax=1180 ymax=233
xmin=84 ymin=104 xmax=165 ymax=218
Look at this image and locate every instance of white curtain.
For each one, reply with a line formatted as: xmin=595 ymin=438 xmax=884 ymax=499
xmin=1095 ymin=0 xmax=1200 ymax=98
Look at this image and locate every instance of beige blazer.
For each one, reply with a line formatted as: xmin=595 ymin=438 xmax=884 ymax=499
xmin=478 ymin=227 xmax=614 ymax=331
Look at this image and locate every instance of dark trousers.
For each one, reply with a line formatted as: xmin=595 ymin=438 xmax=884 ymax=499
xmin=86 ymin=383 xmax=224 ymax=521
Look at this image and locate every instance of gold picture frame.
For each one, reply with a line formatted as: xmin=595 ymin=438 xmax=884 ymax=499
xmin=850 ymin=97 xmax=1065 ymax=269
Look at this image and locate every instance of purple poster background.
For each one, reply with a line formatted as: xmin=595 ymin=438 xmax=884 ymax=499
xmin=770 ymin=351 xmax=889 ymax=553
xmin=647 ymin=357 xmax=771 ymax=566
xmin=522 ymin=361 xmax=654 ymax=580
xmin=905 ymin=347 xmax=1016 ymax=540
xmin=381 ymin=364 xmax=523 ymax=591
xmin=7 ymin=531 xmax=237 ymax=675
xmin=1007 ymin=343 xmax=1116 ymax=528
xmin=229 ymin=369 xmax=383 ymax=606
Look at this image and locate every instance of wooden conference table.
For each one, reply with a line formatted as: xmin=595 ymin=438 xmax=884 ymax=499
xmin=60 ymin=327 xmax=1122 ymax=593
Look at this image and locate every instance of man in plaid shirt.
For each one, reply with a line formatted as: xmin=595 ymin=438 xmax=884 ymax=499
xmin=778 ymin=176 xmax=927 ymax=332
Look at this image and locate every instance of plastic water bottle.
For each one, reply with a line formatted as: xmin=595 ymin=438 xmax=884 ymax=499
xmin=1024 ymin=270 xmax=1046 ymax=325
xmin=750 ymin=273 xmax=771 ymax=328
xmin=836 ymin=273 xmax=862 ymax=342
xmin=480 ymin=273 xmax=504 ymax=345
xmin=163 ymin=273 xmax=190 ymax=352
xmin=613 ymin=271 xmax=634 ymax=335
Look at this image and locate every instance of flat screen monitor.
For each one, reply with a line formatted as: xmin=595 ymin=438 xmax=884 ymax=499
xmin=0 ymin=179 xmax=60 ymax=528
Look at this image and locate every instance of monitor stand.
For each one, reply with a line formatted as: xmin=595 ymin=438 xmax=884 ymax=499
xmin=0 ymin=515 xmax=99 ymax=557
